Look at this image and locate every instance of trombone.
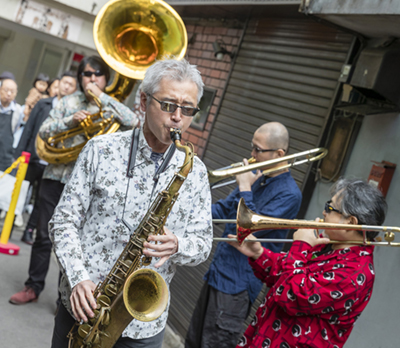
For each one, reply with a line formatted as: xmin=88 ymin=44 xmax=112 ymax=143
xmin=214 ymin=198 xmax=400 ymax=247
xmin=208 ymin=147 xmax=328 ymax=189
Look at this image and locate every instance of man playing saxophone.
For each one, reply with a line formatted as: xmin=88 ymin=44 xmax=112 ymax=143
xmin=49 ymin=58 xmax=213 ymax=348
xmin=229 ymin=179 xmax=387 ymax=348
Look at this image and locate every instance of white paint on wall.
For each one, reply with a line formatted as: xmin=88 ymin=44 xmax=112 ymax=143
xmin=0 ymin=0 xmax=96 ymax=50
xmin=15 ymin=0 xmax=83 ymax=42
xmin=54 ymin=0 xmax=109 ymax=15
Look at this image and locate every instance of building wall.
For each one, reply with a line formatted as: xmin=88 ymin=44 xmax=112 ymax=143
xmin=0 ymin=0 xmax=96 ymax=50
xmin=0 ymin=30 xmax=35 ymax=95
xmin=304 ymin=112 xmax=400 ymax=347
xmin=181 ymin=22 xmax=243 ymax=157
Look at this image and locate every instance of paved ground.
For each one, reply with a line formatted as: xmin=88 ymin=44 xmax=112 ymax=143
xmin=0 ymin=214 xmax=183 ymax=348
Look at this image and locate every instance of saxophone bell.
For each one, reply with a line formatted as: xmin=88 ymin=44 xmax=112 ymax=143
xmin=123 ymin=269 xmax=168 ymax=322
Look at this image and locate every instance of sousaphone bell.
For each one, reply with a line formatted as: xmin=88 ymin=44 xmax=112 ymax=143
xmin=36 ymin=0 xmax=188 ymax=164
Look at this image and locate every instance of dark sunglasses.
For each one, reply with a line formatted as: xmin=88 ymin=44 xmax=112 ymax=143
xmin=147 ymin=94 xmax=200 ymax=117
xmin=324 ymin=200 xmax=343 ymax=215
xmin=251 ymin=142 xmax=280 ymax=153
xmin=81 ymin=70 xmax=104 ymax=77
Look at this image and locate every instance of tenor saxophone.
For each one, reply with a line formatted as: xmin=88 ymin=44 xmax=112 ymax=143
xmin=68 ymin=128 xmax=194 ymax=348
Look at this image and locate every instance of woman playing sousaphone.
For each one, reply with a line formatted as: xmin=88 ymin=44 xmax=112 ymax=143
xmin=227 ymin=178 xmax=387 ymax=348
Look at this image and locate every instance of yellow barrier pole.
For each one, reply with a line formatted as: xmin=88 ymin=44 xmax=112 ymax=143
xmin=0 ymin=152 xmax=31 ymax=256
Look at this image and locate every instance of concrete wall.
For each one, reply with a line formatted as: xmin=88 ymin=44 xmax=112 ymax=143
xmin=0 ymin=30 xmax=35 ymax=105
xmin=0 ymin=30 xmax=34 ymax=83
xmin=304 ymin=0 xmax=400 ymax=14
xmin=305 ymin=112 xmax=400 ymax=347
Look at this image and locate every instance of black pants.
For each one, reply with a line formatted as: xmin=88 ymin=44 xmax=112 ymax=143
xmin=23 ymin=162 xmax=46 ymax=230
xmin=185 ymin=282 xmax=251 ymax=348
xmin=25 ymin=179 xmax=64 ymax=296
xmin=52 ymin=303 xmax=165 ymax=348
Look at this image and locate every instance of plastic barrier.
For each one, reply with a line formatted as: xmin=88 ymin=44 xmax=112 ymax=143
xmin=0 ymin=152 xmax=31 ymax=256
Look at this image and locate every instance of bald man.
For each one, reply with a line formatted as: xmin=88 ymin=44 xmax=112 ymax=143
xmin=0 ymin=78 xmax=22 ymax=171
xmin=186 ymin=122 xmax=302 ymax=348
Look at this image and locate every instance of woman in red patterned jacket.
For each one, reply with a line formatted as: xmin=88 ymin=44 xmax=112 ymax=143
xmin=228 ymin=178 xmax=387 ymax=348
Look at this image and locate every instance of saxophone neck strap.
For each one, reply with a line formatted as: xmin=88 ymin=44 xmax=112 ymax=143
xmin=153 ymin=143 xmax=176 ymax=182
xmin=127 ymin=127 xmax=140 ymax=178
xmin=126 ymin=127 xmax=176 ymax=180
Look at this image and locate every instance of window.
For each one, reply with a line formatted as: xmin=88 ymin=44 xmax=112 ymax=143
xmin=190 ymin=87 xmax=216 ymax=131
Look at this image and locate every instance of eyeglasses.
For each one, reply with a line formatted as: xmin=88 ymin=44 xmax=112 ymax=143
xmin=251 ymin=142 xmax=280 ymax=153
xmin=324 ymin=200 xmax=343 ymax=215
xmin=81 ymin=70 xmax=104 ymax=77
xmin=147 ymin=94 xmax=200 ymax=117
xmin=1 ymin=88 xmax=17 ymax=95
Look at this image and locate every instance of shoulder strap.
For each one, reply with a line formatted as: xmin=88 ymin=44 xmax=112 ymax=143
xmin=126 ymin=127 xmax=177 ymax=180
xmin=153 ymin=143 xmax=176 ymax=182
xmin=127 ymin=127 xmax=140 ymax=178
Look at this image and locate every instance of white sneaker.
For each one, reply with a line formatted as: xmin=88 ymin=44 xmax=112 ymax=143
xmin=14 ymin=214 xmax=24 ymax=227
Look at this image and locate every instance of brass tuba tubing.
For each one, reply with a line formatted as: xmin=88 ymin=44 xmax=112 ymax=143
xmin=208 ymin=147 xmax=328 ymax=189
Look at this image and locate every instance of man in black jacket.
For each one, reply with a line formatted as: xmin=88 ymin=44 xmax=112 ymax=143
xmin=15 ymin=71 xmax=77 ymax=244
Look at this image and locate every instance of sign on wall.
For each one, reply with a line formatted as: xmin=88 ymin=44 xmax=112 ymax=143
xmin=15 ymin=0 xmax=83 ymax=43
xmin=53 ymin=0 xmax=110 ymax=15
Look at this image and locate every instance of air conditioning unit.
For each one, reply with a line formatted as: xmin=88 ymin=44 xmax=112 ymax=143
xmin=350 ymin=44 xmax=400 ymax=107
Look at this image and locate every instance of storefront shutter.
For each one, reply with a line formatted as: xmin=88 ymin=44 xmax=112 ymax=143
xmin=168 ymin=16 xmax=353 ymax=338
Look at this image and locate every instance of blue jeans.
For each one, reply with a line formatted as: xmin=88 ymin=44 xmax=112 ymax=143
xmin=51 ymin=303 xmax=165 ymax=348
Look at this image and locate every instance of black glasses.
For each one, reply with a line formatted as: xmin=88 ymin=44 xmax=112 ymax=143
xmin=251 ymin=142 xmax=280 ymax=153
xmin=324 ymin=200 xmax=343 ymax=215
xmin=81 ymin=70 xmax=104 ymax=77
xmin=147 ymin=94 xmax=200 ymax=117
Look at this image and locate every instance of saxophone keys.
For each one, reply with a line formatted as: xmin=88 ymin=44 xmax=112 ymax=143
xmin=90 ymin=309 xmax=100 ymax=324
xmin=141 ymin=256 xmax=152 ymax=266
xmin=104 ymin=283 xmax=118 ymax=297
xmin=78 ymin=323 xmax=92 ymax=339
xmin=102 ymin=311 xmax=111 ymax=326
xmin=93 ymin=332 xmax=101 ymax=344
xmin=97 ymin=294 xmax=111 ymax=308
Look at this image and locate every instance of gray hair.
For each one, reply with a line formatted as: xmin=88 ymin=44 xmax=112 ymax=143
xmin=331 ymin=178 xmax=387 ymax=240
xmin=141 ymin=58 xmax=204 ymax=103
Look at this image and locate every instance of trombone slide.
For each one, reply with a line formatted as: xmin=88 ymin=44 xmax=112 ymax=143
xmin=228 ymin=198 xmax=400 ymax=246
xmin=213 ymin=237 xmax=400 ymax=247
xmin=208 ymin=148 xmax=328 ymax=189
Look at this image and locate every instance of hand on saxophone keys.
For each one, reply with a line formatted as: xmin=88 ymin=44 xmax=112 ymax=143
xmin=143 ymin=227 xmax=179 ymax=268
xmin=70 ymin=279 xmax=97 ymax=322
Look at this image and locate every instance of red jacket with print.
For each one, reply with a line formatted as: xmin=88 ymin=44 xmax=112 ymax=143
xmin=236 ymin=241 xmax=375 ymax=348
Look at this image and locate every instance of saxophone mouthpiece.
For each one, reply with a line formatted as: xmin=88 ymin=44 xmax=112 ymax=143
xmin=170 ymin=128 xmax=182 ymax=142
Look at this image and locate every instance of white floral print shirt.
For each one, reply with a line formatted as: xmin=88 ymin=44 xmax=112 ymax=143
xmin=39 ymin=90 xmax=138 ymax=184
xmin=49 ymin=128 xmax=213 ymax=339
